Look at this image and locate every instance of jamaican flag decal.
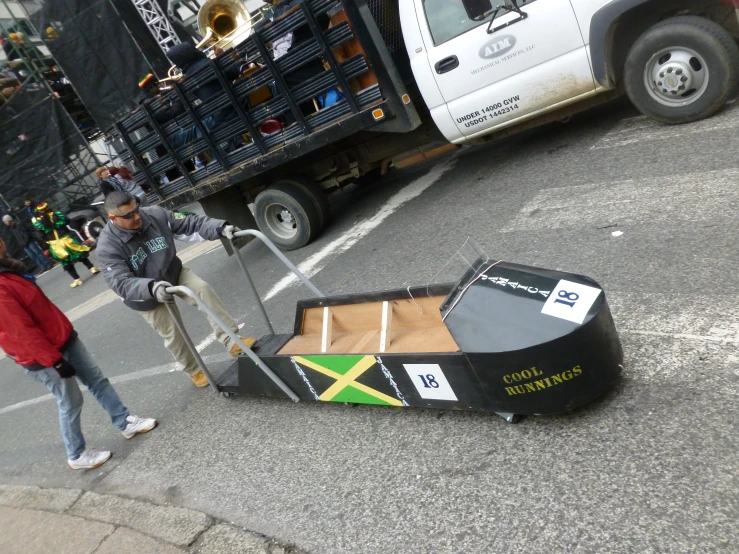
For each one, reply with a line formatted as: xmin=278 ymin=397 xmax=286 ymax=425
xmin=293 ymin=355 xmax=403 ymax=406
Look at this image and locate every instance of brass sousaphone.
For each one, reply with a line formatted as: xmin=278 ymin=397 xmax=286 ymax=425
xmin=195 ymin=0 xmax=264 ymax=52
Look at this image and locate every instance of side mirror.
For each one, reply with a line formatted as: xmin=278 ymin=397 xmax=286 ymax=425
xmin=461 ymin=0 xmax=493 ymax=20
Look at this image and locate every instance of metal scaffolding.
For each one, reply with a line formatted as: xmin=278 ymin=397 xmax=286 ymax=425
xmin=1 ymin=135 xmax=101 ymax=209
xmin=131 ymin=0 xmax=181 ymax=54
xmin=167 ymin=0 xmax=207 ymax=41
xmin=0 ymin=2 xmax=102 ymax=213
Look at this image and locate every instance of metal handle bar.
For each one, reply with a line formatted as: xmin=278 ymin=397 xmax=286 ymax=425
xmin=231 ymin=229 xmax=325 ymax=299
xmin=164 ymin=285 xmax=300 ymax=402
xmin=164 ymin=301 xmax=217 ymax=388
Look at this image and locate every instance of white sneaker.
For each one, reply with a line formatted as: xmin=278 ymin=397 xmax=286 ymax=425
xmin=121 ymin=415 xmax=158 ymax=439
xmin=68 ymin=448 xmax=112 ymax=470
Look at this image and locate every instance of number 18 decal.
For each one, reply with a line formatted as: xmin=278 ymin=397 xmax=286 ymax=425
xmin=541 ymin=279 xmax=601 ymax=324
xmin=403 ymin=364 xmax=458 ymax=401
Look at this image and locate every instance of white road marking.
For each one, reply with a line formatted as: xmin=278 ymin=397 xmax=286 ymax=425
xmin=591 ymin=103 xmax=739 ymax=149
xmin=195 ymin=333 xmax=217 ymax=351
xmin=63 ymin=290 xmax=118 ymax=323
xmin=501 ymin=167 xmax=739 ymax=232
xmin=0 ymin=354 xmax=231 ymax=416
xmin=610 ymin=292 xmax=739 ymax=345
xmin=610 ymin=292 xmax=739 ymax=388
xmin=264 ymin=159 xmax=458 ymax=301
xmin=177 ymin=239 xmax=224 ymax=263
xmin=192 ymin=322 xmax=244 ymax=352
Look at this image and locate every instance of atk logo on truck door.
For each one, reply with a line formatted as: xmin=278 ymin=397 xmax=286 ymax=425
xmin=479 ymin=35 xmax=516 ymax=59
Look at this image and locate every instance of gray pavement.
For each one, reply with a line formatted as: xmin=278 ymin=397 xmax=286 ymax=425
xmin=0 ymin=485 xmax=302 ymax=553
xmin=1 ymin=98 xmax=738 ymax=553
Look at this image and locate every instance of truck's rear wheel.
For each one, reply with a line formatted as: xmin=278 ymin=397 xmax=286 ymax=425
xmin=254 ymin=184 xmax=320 ymax=250
xmin=624 ymin=16 xmax=739 ymax=124
xmin=273 ymin=177 xmax=331 ymax=233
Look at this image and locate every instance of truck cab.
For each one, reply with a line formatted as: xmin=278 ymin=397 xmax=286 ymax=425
xmin=401 ymin=0 xmax=598 ymax=143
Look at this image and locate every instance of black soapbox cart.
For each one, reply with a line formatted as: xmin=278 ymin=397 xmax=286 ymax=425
xmin=166 ymin=233 xmax=623 ymax=423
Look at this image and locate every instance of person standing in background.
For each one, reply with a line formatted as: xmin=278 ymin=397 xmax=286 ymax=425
xmin=0 ymin=34 xmax=20 ymax=60
xmin=2 ymin=214 xmax=52 ymax=272
xmin=96 ymin=166 xmax=149 ymax=207
xmin=24 ymin=199 xmax=35 ymax=219
xmin=33 ymin=202 xmax=100 ymax=288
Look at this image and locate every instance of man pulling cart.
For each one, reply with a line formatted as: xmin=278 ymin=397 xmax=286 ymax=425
xmin=95 ymin=191 xmax=256 ymax=388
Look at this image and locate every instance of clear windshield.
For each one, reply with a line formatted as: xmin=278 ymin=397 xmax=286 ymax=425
xmin=406 ymin=237 xmax=498 ymax=318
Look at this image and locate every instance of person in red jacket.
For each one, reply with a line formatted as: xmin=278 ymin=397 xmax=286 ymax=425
xmin=0 ymin=237 xmax=158 ymax=469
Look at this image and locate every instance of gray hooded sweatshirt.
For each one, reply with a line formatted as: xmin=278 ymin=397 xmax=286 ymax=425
xmin=96 ymin=206 xmax=225 ymax=311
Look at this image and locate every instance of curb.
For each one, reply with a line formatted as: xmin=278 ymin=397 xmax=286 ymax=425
xmin=0 ymin=485 xmax=308 ymax=554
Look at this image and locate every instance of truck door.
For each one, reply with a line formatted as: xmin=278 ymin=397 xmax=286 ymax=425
xmin=414 ymin=0 xmax=596 ymax=141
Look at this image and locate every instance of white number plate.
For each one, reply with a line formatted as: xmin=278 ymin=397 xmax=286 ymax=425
xmin=540 ymin=279 xmax=601 ymax=324
xmin=403 ymin=364 xmax=458 ymax=401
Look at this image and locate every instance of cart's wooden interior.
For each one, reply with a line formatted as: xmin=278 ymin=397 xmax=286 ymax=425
xmin=277 ymin=295 xmax=460 ymax=355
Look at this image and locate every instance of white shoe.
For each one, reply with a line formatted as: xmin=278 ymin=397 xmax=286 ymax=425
xmin=121 ymin=415 xmax=158 ymax=439
xmin=68 ymin=448 xmax=111 ymax=470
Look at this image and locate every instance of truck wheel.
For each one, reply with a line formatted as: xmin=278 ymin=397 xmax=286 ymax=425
xmin=624 ymin=16 xmax=739 ymax=124
xmin=273 ymin=178 xmax=331 ymax=235
xmin=254 ymin=185 xmax=320 ymax=250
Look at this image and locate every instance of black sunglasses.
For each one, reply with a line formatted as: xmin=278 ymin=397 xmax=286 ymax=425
xmin=111 ymin=197 xmax=141 ymax=219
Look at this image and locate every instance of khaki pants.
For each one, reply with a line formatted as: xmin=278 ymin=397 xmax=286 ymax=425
xmin=140 ymin=267 xmax=238 ymax=376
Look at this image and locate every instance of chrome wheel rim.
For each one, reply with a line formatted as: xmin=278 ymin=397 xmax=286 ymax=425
xmin=643 ymin=46 xmax=709 ymax=107
xmin=264 ymin=203 xmax=298 ymax=240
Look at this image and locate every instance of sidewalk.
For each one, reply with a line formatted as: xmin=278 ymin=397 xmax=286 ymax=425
xmin=0 ymin=485 xmax=307 ymax=554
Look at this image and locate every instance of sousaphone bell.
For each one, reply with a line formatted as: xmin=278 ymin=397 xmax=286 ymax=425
xmin=195 ymin=0 xmax=264 ymax=53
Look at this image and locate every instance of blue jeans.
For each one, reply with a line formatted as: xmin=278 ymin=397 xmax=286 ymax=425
xmin=25 ymin=337 xmax=129 ymax=460
xmin=24 ymin=241 xmax=50 ymax=269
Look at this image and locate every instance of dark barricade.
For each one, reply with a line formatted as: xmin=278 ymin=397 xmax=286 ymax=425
xmin=0 ymin=90 xmax=100 ymax=213
xmin=22 ymin=0 xmax=166 ymax=130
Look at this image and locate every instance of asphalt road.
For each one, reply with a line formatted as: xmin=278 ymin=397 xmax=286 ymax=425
xmin=1 ymin=98 xmax=738 ymax=554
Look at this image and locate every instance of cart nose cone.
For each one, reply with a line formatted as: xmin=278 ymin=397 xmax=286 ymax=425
xmin=441 ymin=263 xmax=607 ymax=353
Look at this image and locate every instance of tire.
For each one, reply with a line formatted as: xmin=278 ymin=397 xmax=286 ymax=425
xmin=273 ymin=177 xmax=331 ymax=236
xmin=254 ymin=185 xmax=320 ymax=250
xmin=624 ymin=16 xmax=739 ymax=124
xmin=87 ymin=221 xmax=104 ymax=239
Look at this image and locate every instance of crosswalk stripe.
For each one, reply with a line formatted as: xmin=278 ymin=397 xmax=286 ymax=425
xmin=500 ymin=167 xmax=739 ymax=232
xmin=591 ymin=103 xmax=739 ymax=150
xmin=610 ymin=291 xmax=739 ymax=390
xmin=609 ymin=292 xmax=739 ymax=342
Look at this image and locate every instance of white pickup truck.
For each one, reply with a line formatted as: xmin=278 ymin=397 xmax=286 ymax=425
xmin=122 ymin=0 xmax=739 ymax=249
xmin=404 ymin=0 xmax=739 ymax=142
